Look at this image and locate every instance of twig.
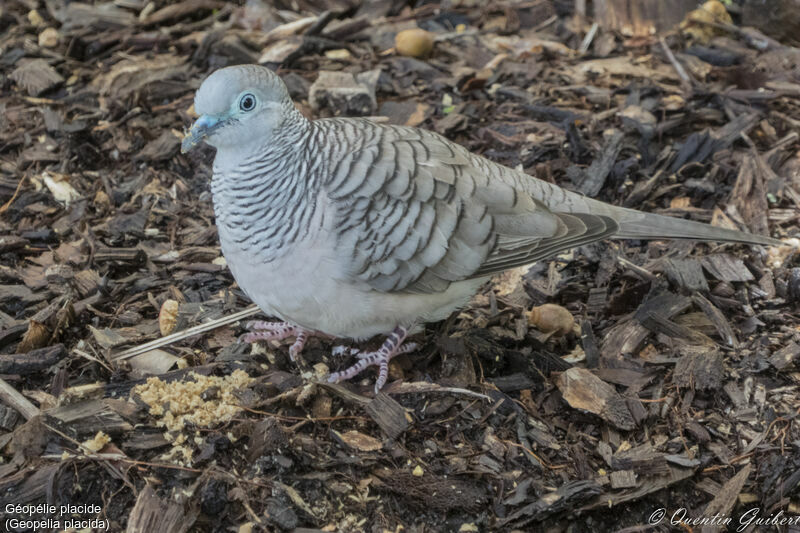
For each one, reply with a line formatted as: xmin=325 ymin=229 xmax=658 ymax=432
xmin=0 ymin=176 xmax=26 ymax=215
xmin=658 ymin=36 xmax=692 ymax=92
xmin=73 ymin=347 xmax=114 ymax=373
xmin=579 ymin=22 xmax=599 ymax=54
xmin=320 ymin=380 xmax=492 ymax=402
xmin=0 ymin=376 xmax=40 ymax=420
xmin=533 ymin=14 xmax=558 ymax=32
xmin=617 ymin=256 xmax=658 ymax=281
xmin=688 ymin=18 xmax=778 ymax=50
xmin=770 ymin=111 xmax=800 ymax=130
xmin=385 ymin=381 xmax=493 ymax=401
xmin=41 ymin=421 xmax=137 ymax=491
xmin=112 ymin=305 xmax=260 ymax=361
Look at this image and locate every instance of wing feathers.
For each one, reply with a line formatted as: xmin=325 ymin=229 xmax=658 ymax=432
xmin=324 ymin=119 xmax=775 ymax=296
xmin=328 ymin=121 xmax=595 ymax=293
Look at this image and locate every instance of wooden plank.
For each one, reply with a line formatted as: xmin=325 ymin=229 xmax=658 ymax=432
xmin=593 ymin=0 xmax=696 ymax=36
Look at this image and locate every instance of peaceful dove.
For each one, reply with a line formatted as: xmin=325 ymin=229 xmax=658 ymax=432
xmin=181 ymin=65 xmax=780 ymax=392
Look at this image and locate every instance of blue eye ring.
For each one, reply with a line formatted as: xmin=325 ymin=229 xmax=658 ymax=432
xmin=239 ymin=93 xmax=256 ymax=112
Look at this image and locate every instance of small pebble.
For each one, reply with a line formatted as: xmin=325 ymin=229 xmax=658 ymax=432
xmin=324 ymin=48 xmax=351 ymax=60
xmin=528 ymin=303 xmax=575 ymax=337
xmin=27 ymin=9 xmax=45 ymax=27
xmin=38 ymin=27 xmax=59 ymax=48
xmin=395 ymin=28 xmax=434 ymax=58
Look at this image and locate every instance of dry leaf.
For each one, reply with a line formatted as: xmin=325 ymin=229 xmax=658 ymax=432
xmin=159 ymin=299 xmax=179 ymax=336
xmin=129 ymin=349 xmax=179 ymax=376
xmin=333 ymin=429 xmax=382 ymax=452
xmin=42 ymin=171 xmax=81 ymax=206
xmin=670 ymin=197 xmax=691 ymax=209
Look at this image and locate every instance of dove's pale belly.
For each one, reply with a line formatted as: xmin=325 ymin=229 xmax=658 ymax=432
xmin=217 ymin=216 xmax=485 ymax=340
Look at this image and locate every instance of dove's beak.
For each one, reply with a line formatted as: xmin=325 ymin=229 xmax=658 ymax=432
xmin=181 ymin=115 xmax=223 ymax=153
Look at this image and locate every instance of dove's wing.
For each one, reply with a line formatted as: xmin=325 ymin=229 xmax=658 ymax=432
xmin=323 ymin=120 xmax=619 ymax=294
xmin=320 ymin=119 xmax=779 ymax=295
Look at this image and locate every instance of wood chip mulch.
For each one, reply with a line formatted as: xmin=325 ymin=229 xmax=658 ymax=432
xmin=0 ymin=1 xmax=799 ymax=531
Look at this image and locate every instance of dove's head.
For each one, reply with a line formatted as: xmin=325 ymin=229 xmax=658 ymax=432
xmin=182 ymin=65 xmax=300 ymax=154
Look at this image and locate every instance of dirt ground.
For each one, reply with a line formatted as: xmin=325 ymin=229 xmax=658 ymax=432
xmin=1 ymin=0 xmax=799 ymax=531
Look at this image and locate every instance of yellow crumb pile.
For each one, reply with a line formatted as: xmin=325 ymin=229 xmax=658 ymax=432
xmin=81 ymin=431 xmax=111 ymax=453
xmin=132 ymin=370 xmax=253 ymax=432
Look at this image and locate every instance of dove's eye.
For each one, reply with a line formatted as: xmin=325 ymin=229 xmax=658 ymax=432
xmin=239 ymin=93 xmax=256 ymax=112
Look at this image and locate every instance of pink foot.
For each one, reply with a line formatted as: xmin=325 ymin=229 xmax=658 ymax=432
xmin=328 ymin=326 xmax=418 ymax=393
xmin=239 ymin=321 xmax=310 ymax=361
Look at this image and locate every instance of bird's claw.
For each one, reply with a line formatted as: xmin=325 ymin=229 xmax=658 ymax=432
xmin=238 ymin=321 xmax=308 ymax=361
xmin=327 ymin=342 xmax=418 ymax=392
xmin=327 ymin=327 xmax=417 ymax=393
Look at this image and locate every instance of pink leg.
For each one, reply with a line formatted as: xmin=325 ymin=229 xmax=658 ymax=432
xmin=239 ymin=321 xmax=310 ymax=362
xmin=289 ymin=329 xmax=308 ymax=361
xmin=328 ymin=326 xmax=418 ymax=393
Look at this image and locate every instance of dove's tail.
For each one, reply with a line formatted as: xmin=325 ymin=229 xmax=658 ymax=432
xmin=525 ymin=177 xmax=781 ymax=247
xmin=591 ymin=200 xmax=782 ymax=247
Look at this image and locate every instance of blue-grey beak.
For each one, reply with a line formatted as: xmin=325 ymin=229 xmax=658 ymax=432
xmin=181 ymin=115 xmax=223 ymax=153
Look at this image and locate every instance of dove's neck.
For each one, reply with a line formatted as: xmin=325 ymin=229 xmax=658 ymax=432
xmin=210 ymin=108 xmax=319 ymax=264
xmin=213 ymin=104 xmax=310 ymax=170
